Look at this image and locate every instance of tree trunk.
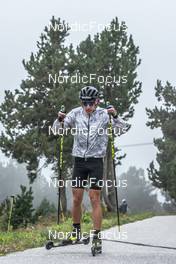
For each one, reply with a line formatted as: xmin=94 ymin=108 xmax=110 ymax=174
xmin=60 ymin=183 xmax=67 ymax=214
xmin=102 ymin=142 xmax=117 ymax=211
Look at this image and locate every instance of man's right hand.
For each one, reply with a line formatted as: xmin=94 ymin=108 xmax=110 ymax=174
xmin=58 ymin=111 xmax=66 ymax=122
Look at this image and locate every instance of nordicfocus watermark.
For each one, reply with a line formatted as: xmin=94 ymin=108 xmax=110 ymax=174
xmin=48 ymin=229 xmax=128 ymax=241
xmin=49 ymin=126 xmax=128 ymax=137
xmin=48 ymin=73 xmax=127 ymax=86
xmin=48 ymin=21 xmax=127 ymax=33
xmin=49 ymin=178 xmax=127 ymax=189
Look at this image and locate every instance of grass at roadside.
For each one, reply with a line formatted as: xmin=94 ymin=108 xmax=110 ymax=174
xmin=0 ymin=211 xmax=155 ymax=256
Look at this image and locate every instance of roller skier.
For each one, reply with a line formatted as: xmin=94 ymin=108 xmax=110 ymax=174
xmin=50 ymin=86 xmax=129 ymax=255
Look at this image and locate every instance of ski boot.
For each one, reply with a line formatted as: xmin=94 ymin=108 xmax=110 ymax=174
xmin=66 ymin=228 xmax=90 ymax=245
xmin=59 ymin=226 xmax=90 ymax=245
xmin=61 ymin=227 xmax=81 ymax=245
xmin=91 ymin=234 xmax=102 ymax=256
xmin=45 ymin=226 xmax=90 ymax=249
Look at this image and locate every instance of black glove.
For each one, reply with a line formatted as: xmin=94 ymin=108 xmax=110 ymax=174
xmin=106 ymin=105 xmax=118 ymax=118
xmin=58 ymin=105 xmax=66 ymax=122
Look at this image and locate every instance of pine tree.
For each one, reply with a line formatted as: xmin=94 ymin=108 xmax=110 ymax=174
xmin=11 ymin=185 xmax=35 ymax=229
xmin=0 ymin=198 xmax=10 ymax=231
xmin=70 ymin=18 xmax=142 ymax=211
xmin=0 ymin=17 xmax=142 ymax=214
xmin=118 ymin=167 xmax=162 ymax=213
xmin=146 ymin=80 xmax=176 ymax=201
xmin=35 ymin=198 xmax=56 ymax=217
xmin=0 ymin=17 xmax=78 ymax=213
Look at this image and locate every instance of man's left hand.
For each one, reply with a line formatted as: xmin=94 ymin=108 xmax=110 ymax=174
xmin=106 ymin=105 xmax=117 ymax=118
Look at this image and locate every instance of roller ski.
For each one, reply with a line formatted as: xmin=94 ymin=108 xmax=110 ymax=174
xmin=91 ymin=235 xmax=102 ymax=256
xmin=45 ymin=228 xmax=90 ymax=250
xmin=45 ymin=236 xmax=90 ymax=249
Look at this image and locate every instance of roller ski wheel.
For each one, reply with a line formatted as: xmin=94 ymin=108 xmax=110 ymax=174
xmin=82 ymin=235 xmax=90 ymax=245
xmin=45 ymin=241 xmax=54 ymax=250
xmin=91 ymin=238 xmax=102 ymax=256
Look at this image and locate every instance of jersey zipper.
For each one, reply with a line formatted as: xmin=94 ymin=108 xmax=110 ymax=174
xmin=84 ymin=114 xmax=90 ymax=159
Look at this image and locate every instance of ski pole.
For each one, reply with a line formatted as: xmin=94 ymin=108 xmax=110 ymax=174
xmin=57 ymin=105 xmax=66 ymax=224
xmin=7 ymin=196 xmax=14 ymax=232
xmin=106 ymin=103 xmax=121 ymax=232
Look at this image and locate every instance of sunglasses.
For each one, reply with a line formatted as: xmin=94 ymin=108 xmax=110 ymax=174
xmin=82 ymin=101 xmax=95 ymax=106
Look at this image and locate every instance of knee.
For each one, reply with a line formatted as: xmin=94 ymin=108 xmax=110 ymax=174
xmin=73 ymin=195 xmax=82 ymax=207
xmin=89 ymin=192 xmax=100 ymax=207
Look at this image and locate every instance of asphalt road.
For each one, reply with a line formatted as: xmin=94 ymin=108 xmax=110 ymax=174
xmin=1 ymin=216 xmax=176 ymax=264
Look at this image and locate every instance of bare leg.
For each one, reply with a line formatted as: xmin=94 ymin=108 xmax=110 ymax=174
xmin=89 ymin=189 xmax=102 ymax=230
xmin=72 ymin=188 xmax=84 ymax=223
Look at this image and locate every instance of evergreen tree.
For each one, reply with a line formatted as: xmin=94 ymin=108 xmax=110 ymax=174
xmin=0 ymin=198 xmax=10 ymax=231
xmin=11 ymin=185 xmax=35 ymax=229
xmin=118 ymin=167 xmax=162 ymax=213
xmin=0 ymin=17 xmax=77 ymax=213
xmin=70 ymin=18 xmax=142 ymax=210
xmin=0 ymin=160 xmax=59 ymax=211
xmin=35 ymin=198 xmax=56 ymax=217
xmin=146 ymin=80 xmax=176 ymax=201
xmin=0 ymin=17 xmax=142 ymax=214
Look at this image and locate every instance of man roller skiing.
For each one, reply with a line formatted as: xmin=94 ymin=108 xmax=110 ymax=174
xmin=53 ymin=86 xmax=129 ymax=253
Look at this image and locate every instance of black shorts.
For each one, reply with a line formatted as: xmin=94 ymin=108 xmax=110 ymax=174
xmin=72 ymin=157 xmax=104 ymax=190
